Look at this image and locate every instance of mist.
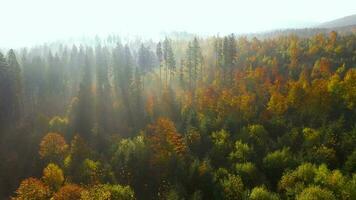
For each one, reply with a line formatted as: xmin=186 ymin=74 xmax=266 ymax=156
xmin=1 ymin=0 xmax=355 ymax=47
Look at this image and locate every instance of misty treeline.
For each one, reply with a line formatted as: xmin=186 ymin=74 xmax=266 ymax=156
xmin=0 ymin=31 xmax=356 ymax=199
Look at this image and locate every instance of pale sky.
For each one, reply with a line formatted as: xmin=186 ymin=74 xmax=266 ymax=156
xmin=0 ymin=0 xmax=355 ymax=47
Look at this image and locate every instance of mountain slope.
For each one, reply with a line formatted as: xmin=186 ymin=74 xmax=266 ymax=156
xmin=318 ymin=14 xmax=356 ymax=28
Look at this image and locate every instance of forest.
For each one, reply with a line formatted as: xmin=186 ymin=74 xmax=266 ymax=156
xmin=0 ymin=31 xmax=356 ymax=200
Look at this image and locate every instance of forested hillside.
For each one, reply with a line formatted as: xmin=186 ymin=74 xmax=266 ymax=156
xmin=0 ymin=31 xmax=356 ymax=200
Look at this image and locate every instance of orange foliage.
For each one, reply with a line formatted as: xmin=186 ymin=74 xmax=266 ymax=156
xmin=39 ymin=133 xmax=68 ymax=162
xmin=197 ymin=86 xmax=218 ymax=112
xmin=12 ymin=178 xmax=50 ymax=200
xmin=319 ymin=58 xmax=331 ymax=76
xmin=53 ymin=184 xmax=85 ymax=200
xmin=146 ymin=118 xmax=187 ymax=165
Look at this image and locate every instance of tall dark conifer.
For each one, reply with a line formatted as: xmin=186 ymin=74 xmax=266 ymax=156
xmin=95 ymin=45 xmax=112 ymax=135
xmin=74 ymin=52 xmax=94 ymax=140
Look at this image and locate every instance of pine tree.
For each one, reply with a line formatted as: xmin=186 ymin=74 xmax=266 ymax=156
xmin=214 ymin=36 xmax=224 ymax=85
xmin=7 ymin=50 xmax=23 ymax=120
xmin=0 ymin=50 xmax=23 ymax=130
xmin=185 ymin=38 xmax=203 ymax=91
xmin=179 ymin=58 xmax=185 ymax=89
xmin=163 ymin=38 xmax=176 ymax=87
xmin=95 ymin=45 xmax=112 ymax=135
xmin=156 ymin=42 xmax=163 ymax=92
xmin=74 ymin=52 xmax=94 ymax=140
xmin=192 ymin=37 xmax=203 ymax=83
xmin=185 ymin=42 xmax=193 ymax=91
xmin=222 ymin=34 xmax=237 ymax=86
xmin=113 ymin=44 xmax=134 ymax=131
xmin=138 ymin=44 xmax=154 ymax=90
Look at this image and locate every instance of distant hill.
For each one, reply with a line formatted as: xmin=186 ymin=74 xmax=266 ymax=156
xmin=318 ymin=14 xmax=356 ymax=28
xmin=243 ymin=14 xmax=356 ymax=39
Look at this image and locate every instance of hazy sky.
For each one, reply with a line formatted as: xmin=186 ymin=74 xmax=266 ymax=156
xmin=1 ymin=0 xmax=355 ymax=47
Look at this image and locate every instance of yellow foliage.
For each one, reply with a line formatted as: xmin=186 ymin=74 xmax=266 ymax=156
xmin=42 ymin=163 xmax=64 ymax=191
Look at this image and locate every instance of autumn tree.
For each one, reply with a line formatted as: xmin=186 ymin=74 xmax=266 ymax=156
xmin=42 ymin=163 xmax=64 ymax=191
xmin=12 ymin=178 xmax=50 ymax=200
xmin=39 ymin=133 xmax=68 ymax=164
xmin=146 ymin=118 xmax=187 ymax=165
xmin=80 ymin=184 xmax=135 ymax=200
xmin=145 ymin=117 xmax=187 ymax=194
xmin=53 ymin=184 xmax=84 ymax=200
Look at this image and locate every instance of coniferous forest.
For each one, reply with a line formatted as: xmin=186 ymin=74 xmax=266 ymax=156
xmin=0 ymin=31 xmax=356 ymax=200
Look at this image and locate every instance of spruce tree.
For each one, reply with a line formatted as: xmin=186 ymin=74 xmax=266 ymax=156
xmin=74 ymin=52 xmax=94 ymax=140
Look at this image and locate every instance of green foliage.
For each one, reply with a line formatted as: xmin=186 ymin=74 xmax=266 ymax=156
xmin=343 ymin=174 xmax=356 ymax=200
xmin=278 ymin=163 xmax=349 ymax=199
xmin=342 ymin=69 xmax=356 ymax=109
xmin=0 ymin=50 xmax=22 ymax=129
xmin=242 ymin=124 xmax=270 ymax=156
xmin=307 ymin=145 xmax=337 ymax=166
xmin=229 ymin=140 xmax=253 ymax=163
xmin=64 ymin=135 xmax=91 ymax=183
xmin=302 ymin=128 xmax=321 ymax=146
xmin=278 ymin=163 xmax=317 ymax=197
xmin=80 ymin=184 xmax=135 ymax=200
xmin=111 ymin=136 xmax=147 ymax=167
xmin=218 ymin=174 xmax=244 ymax=200
xmin=344 ymin=150 xmax=356 ymax=173
xmin=110 ymin=135 xmax=149 ymax=188
xmin=263 ymin=148 xmax=296 ymax=185
xmin=296 ymin=186 xmax=335 ymax=200
xmin=235 ymin=162 xmax=260 ymax=188
xmin=163 ymin=186 xmax=185 ymax=200
xmin=189 ymin=190 xmax=203 ymax=200
xmin=185 ymin=127 xmax=204 ymax=157
xmin=210 ymin=129 xmax=232 ymax=167
xmin=187 ymin=160 xmax=215 ymax=199
xmin=49 ymin=116 xmax=69 ymax=134
xmin=211 ymin=129 xmax=230 ymax=147
xmin=80 ymin=159 xmax=104 ymax=184
xmin=249 ymin=186 xmax=280 ymax=200
xmin=314 ymin=165 xmax=346 ymax=198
